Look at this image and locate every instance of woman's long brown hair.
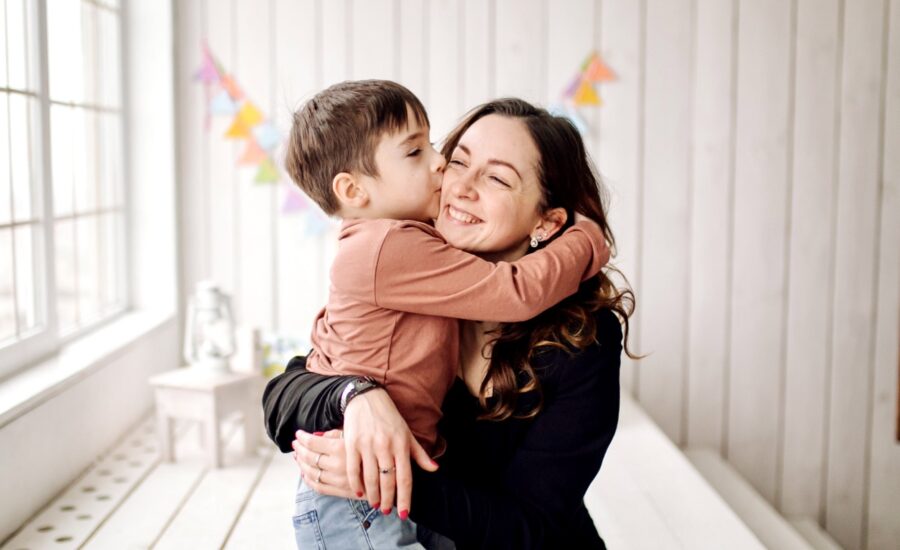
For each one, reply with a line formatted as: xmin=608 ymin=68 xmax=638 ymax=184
xmin=441 ymin=98 xmax=639 ymax=421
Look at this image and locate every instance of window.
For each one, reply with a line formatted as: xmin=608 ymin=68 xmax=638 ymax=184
xmin=0 ymin=0 xmax=126 ymax=378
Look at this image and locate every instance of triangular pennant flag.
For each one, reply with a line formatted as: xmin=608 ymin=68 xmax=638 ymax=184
xmin=194 ymin=47 xmax=221 ymax=84
xmin=239 ymin=139 xmax=267 ymax=164
xmin=563 ymin=72 xmax=583 ymax=98
xmin=253 ymin=122 xmax=281 ymax=151
xmin=220 ymin=75 xmax=244 ymax=100
xmin=237 ymin=101 xmax=264 ymax=127
xmin=254 ymin=158 xmax=280 ymax=183
xmin=573 ymin=80 xmax=602 ymax=106
xmin=585 ymin=56 xmax=616 ymax=82
xmin=282 ymin=185 xmax=309 ymax=213
xmin=580 ymin=52 xmax=598 ymax=72
xmin=225 ymin=117 xmax=251 ymax=139
xmin=210 ymin=89 xmax=238 ymax=115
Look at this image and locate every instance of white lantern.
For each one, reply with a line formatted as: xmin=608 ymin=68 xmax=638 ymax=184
xmin=183 ymin=281 xmax=235 ymax=373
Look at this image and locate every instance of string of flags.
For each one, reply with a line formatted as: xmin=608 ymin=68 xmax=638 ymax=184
xmin=194 ymin=43 xmax=333 ymax=233
xmin=549 ymin=51 xmax=616 ymax=135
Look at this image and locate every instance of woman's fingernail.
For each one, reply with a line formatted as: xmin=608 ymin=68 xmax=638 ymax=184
xmin=313 ymin=431 xmax=324 ymax=436
xmin=356 ymin=491 xmax=364 ymax=497
xmin=382 ymin=507 xmax=392 ymax=515
xmin=399 ymin=509 xmax=409 ymax=521
xmin=431 ymin=459 xmax=439 ymax=467
xmin=372 ymin=502 xmax=380 ymax=509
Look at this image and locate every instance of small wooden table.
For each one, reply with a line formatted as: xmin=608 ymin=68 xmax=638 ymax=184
xmin=149 ymin=368 xmax=263 ymax=468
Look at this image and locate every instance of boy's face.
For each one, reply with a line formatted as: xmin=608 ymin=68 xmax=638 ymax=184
xmin=357 ymin=106 xmax=445 ymax=222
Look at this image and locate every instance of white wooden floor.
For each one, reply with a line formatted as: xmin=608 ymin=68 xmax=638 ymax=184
xmin=2 ymin=393 xmax=774 ymax=550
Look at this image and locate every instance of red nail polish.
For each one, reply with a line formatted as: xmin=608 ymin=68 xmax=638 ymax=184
xmin=399 ymin=509 xmax=409 ymax=521
xmin=356 ymin=491 xmax=364 ymax=498
xmin=372 ymin=502 xmax=380 ymax=509
xmin=313 ymin=431 xmax=324 ymax=436
xmin=382 ymin=507 xmax=392 ymax=515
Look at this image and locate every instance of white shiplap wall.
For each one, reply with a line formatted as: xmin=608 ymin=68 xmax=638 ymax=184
xmin=174 ymin=1 xmax=900 ymax=549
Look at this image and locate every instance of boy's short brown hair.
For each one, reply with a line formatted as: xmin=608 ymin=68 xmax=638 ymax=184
xmin=285 ymin=80 xmax=430 ymax=215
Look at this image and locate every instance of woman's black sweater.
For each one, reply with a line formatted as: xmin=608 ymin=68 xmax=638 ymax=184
xmin=262 ymin=309 xmax=622 ymax=549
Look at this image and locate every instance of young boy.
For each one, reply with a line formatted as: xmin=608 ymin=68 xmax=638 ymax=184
xmin=283 ymin=80 xmax=609 ymax=548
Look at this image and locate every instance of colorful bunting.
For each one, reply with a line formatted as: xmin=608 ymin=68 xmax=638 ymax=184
xmin=238 ymin=139 xmax=267 ymax=165
xmin=237 ymin=101 xmax=264 ymax=127
xmin=220 ymin=75 xmax=244 ymax=100
xmin=254 ymin=158 xmax=280 ymax=183
xmin=253 ymin=122 xmax=281 ymax=152
xmin=554 ymin=50 xmax=617 ymax=134
xmin=225 ymin=118 xmax=251 ymax=139
xmin=210 ymin=89 xmax=238 ymax=115
xmin=282 ymin=185 xmax=309 ymax=213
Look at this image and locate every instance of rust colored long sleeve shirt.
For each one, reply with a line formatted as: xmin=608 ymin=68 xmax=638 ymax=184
xmin=305 ymin=218 xmax=609 ymax=453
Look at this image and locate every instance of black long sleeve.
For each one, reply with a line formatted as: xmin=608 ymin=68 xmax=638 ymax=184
xmin=262 ymin=355 xmax=351 ymax=452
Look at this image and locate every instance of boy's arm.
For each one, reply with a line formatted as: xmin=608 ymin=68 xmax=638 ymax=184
xmin=372 ymin=220 xmax=609 ymax=322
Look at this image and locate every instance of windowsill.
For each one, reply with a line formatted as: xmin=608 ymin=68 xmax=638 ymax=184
xmin=0 ymin=309 xmax=176 ymax=429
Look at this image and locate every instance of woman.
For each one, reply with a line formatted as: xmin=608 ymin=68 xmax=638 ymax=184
xmin=264 ymin=98 xmax=636 ymax=549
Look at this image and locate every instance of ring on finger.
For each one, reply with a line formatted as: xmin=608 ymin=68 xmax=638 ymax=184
xmin=314 ymin=452 xmax=323 ymax=468
xmin=316 ymin=467 xmax=324 ymax=484
xmin=379 ymin=466 xmax=395 ymax=475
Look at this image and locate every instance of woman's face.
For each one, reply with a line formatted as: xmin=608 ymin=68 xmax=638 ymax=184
xmin=435 ymin=115 xmax=546 ymax=262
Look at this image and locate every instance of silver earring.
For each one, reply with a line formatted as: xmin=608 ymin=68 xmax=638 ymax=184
xmin=530 ymin=233 xmax=544 ymax=248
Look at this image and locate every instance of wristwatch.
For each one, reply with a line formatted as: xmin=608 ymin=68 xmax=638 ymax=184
xmin=339 ymin=376 xmax=380 ymax=415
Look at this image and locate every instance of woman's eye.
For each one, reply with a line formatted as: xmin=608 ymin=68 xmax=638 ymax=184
xmin=449 ymin=159 xmax=465 ymax=167
xmin=489 ymin=176 xmax=510 ymax=187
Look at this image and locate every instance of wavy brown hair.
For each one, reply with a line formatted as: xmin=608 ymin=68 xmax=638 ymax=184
xmin=441 ymin=98 xmax=639 ymax=421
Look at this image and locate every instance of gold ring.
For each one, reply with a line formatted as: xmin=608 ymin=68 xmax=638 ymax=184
xmin=315 ymin=453 xmax=323 ymax=468
xmin=316 ymin=467 xmax=323 ymax=484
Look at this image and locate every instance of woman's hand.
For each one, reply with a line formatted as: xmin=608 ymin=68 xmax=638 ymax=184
xmin=342 ymin=388 xmax=439 ymax=518
xmin=292 ymin=429 xmax=356 ymax=498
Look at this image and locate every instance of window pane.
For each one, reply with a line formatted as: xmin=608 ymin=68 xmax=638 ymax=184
xmin=76 ymin=215 xmax=99 ymax=323
xmin=98 ymin=212 xmax=119 ymax=310
xmin=81 ymin=2 xmax=99 ymax=105
xmin=70 ymin=108 xmax=88 ymax=213
xmin=47 ymin=0 xmax=85 ymax=102
xmin=51 ymin=104 xmax=74 ymax=217
xmin=0 ymin=229 xmax=14 ymax=341
xmin=97 ymin=8 xmax=121 ymax=108
xmin=13 ymin=224 xmax=36 ymax=332
xmin=6 ymin=0 xmax=32 ymax=91
xmin=98 ymin=112 xmax=121 ymax=208
xmin=9 ymin=93 xmax=33 ymax=222
xmin=0 ymin=0 xmax=8 ymax=89
xmin=75 ymin=109 xmax=99 ymax=213
xmin=0 ymin=93 xmax=10 ymax=224
xmin=54 ymin=219 xmax=76 ymax=331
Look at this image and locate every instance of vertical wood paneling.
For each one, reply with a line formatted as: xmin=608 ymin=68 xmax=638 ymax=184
xmin=206 ymin=0 xmax=237 ymax=300
xmin=779 ymin=0 xmax=841 ymax=517
xmin=321 ymin=0 xmax=350 ymax=87
xmin=398 ymin=0 xmax=427 ymax=107
xmin=597 ymin=0 xmax=644 ymax=393
xmin=685 ymin=0 xmax=736 ymax=451
xmin=351 ymin=0 xmax=395 ymax=80
xmin=461 ymin=0 xmax=493 ymax=114
xmin=427 ymin=0 xmax=461 ymax=142
xmin=174 ymin=0 xmax=207 ymax=310
xmin=865 ymin=5 xmax=900 ymax=547
xmin=234 ymin=0 xmax=275 ymax=330
xmin=635 ymin=0 xmax=693 ymax=443
xmin=273 ymin=0 xmax=318 ymax=336
xmin=727 ymin=0 xmax=793 ymax=502
xmin=545 ymin=0 xmax=594 ymax=139
xmin=825 ymin=0 xmax=888 ymax=547
xmin=494 ymin=0 xmax=544 ymax=103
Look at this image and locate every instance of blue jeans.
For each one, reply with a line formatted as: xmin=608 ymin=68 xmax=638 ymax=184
xmin=294 ymin=477 xmax=454 ymax=549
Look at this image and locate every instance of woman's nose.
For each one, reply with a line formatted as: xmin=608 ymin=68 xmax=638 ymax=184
xmin=449 ymin=170 xmax=477 ymax=200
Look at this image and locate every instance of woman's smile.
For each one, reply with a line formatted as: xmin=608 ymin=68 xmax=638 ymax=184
xmin=444 ymin=204 xmax=483 ymax=225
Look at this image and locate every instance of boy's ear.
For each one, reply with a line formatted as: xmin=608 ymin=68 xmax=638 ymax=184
xmin=332 ymin=172 xmax=369 ymax=209
xmin=532 ymin=207 xmax=567 ymax=241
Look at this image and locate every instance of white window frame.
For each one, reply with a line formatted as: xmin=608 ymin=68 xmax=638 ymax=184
xmin=0 ymin=0 xmax=130 ymax=379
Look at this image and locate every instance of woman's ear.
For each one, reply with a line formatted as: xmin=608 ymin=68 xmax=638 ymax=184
xmin=532 ymin=207 xmax=568 ymax=242
xmin=332 ymin=172 xmax=369 ymax=210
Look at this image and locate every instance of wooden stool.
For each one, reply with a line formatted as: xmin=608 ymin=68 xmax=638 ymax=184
xmin=150 ymin=368 xmax=263 ymax=468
